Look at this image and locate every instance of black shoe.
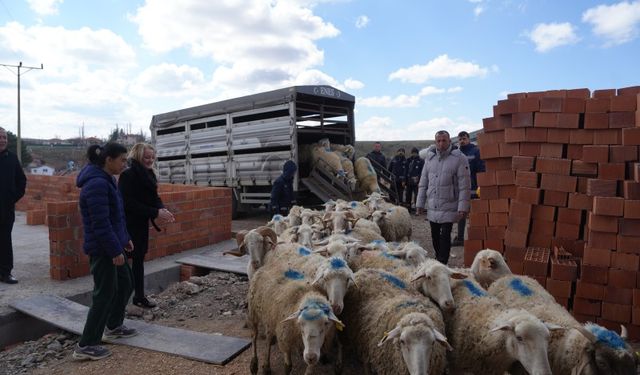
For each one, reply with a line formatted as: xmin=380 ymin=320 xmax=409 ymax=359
xmin=0 ymin=274 xmax=18 ymax=284
xmin=133 ymin=297 xmax=156 ymax=309
xmin=451 ymin=238 xmax=464 ymax=246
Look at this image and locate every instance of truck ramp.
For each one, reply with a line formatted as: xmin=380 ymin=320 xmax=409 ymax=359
xmin=301 ymin=165 xmax=353 ymax=202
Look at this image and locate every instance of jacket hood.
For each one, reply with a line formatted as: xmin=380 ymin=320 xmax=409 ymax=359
xmin=419 ymin=145 xmax=436 ymax=160
xmin=76 ymin=163 xmax=111 ymax=188
xmin=282 ymin=160 xmax=297 ymax=180
xmin=459 ymin=143 xmax=477 ymax=152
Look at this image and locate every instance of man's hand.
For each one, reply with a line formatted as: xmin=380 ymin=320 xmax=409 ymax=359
xmin=124 ymin=240 xmax=134 ymax=253
xmin=158 ymin=208 xmax=175 ymax=223
xmin=113 ymin=254 xmax=125 ymax=266
xmin=416 ymin=207 xmax=424 ymax=216
xmin=457 ymin=211 xmax=467 ymax=222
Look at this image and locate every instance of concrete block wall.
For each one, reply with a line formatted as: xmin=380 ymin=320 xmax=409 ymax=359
xmin=466 ymin=85 xmax=640 ymax=339
xmin=16 ymin=175 xmax=79 ymax=223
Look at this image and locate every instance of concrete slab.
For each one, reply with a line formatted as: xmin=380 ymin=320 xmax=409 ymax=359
xmin=12 ymin=295 xmax=250 ymax=365
xmin=177 ymin=249 xmax=248 ymax=276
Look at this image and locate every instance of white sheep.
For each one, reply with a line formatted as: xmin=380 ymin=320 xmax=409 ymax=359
xmin=389 ymin=242 xmax=429 ymax=267
xmin=470 ymin=248 xmax=512 ymax=289
xmin=322 ymin=210 xmax=357 ymax=234
xmin=286 ymin=205 xmax=304 ymax=227
xmin=248 ymin=264 xmax=343 ymax=375
xmin=370 ymin=207 xmax=412 ymax=242
xmin=341 ymin=268 xmax=450 ymax=375
xmin=352 ymin=217 xmax=381 ymax=234
xmin=311 ymin=139 xmax=347 ymax=178
xmin=237 ymin=226 xmax=277 ymax=279
xmin=266 ymin=214 xmax=289 ymax=235
xmin=300 ymin=208 xmax=323 ymax=226
xmin=277 ymin=224 xmax=315 ymax=248
xmin=488 ymin=275 xmax=637 ymax=375
xmin=445 ymin=277 xmax=557 ymax=375
xmin=354 ymin=156 xmax=381 ymax=195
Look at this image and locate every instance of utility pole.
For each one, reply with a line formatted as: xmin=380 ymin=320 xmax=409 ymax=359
xmin=0 ymin=61 xmax=44 ymax=163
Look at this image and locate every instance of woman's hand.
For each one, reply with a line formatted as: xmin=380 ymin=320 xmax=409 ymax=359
xmin=124 ymin=240 xmax=134 ymax=252
xmin=158 ymin=208 xmax=175 ymax=223
xmin=113 ymin=254 xmax=125 ymax=266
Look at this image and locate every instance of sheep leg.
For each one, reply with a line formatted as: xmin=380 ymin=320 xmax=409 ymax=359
xmin=283 ymin=350 xmax=292 ymax=375
xmin=262 ymin=333 xmax=274 ymax=375
xmin=250 ymin=326 xmax=259 ymax=375
xmin=333 ymin=337 xmax=343 ymax=375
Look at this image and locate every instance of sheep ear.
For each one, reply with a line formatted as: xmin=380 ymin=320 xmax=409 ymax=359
xmin=328 ymin=312 xmax=345 ymax=331
xmin=378 ymin=326 xmax=402 ymax=347
xmin=433 ymin=329 xmax=453 ymax=351
xmin=490 ymin=322 xmax=514 ymax=333
xmin=348 ymin=273 xmax=358 ymax=288
xmin=313 ymin=246 xmax=328 ymax=256
xmin=281 ymin=310 xmax=300 ymax=323
xmin=313 ymin=239 xmax=329 ymax=246
xmin=544 ymin=322 xmax=564 ymax=331
xmin=387 ymin=250 xmax=407 ymax=259
xmin=312 ymin=270 xmax=325 ymax=286
xmin=238 ymin=241 xmax=246 ymax=254
xmin=449 ymin=272 xmax=468 ymax=280
xmin=410 ymin=272 xmax=425 ymax=283
xmin=575 ymin=326 xmax=597 ymax=343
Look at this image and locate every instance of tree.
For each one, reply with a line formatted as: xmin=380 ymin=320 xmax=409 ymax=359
xmin=5 ymin=130 xmax=33 ymax=165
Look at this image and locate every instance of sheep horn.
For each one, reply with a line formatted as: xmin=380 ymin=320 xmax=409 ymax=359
xmin=378 ymin=326 xmax=402 ymax=347
xmin=575 ymin=326 xmax=597 ymax=343
xmin=281 ymin=310 xmax=301 ymax=323
xmin=433 ymin=329 xmax=453 ymax=351
xmin=621 ymin=325 xmax=628 ymax=340
xmin=255 ymin=226 xmax=277 ymax=251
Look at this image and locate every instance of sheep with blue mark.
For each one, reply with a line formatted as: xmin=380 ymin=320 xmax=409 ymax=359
xmin=268 ymin=243 xmax=356 ymax=315
xmin=341 ymin=268 xmax=450 ymax=375
xmin=285 ymin=205 xmax=304 ymax=227
xmin=236 ymin=226 xmax=278 ymax=280
xmin=370 ymin=206 xmax=413 ymax=242
xmin=469 ymin=248 xmax=512 ymax=289
xmin=407 ymin=258 xmax=469 ymax=312
xmin=277 ymin=223 xmax=317 ymax=248
xmin=444 ymin=276 xmax=558 ymax=375
xmin=354 ymin=156 xmax=382 ymax=195
xmin=322 ymin=209 xmax=358 ymax=235
xmin=336 ymin=198 xmax=373 ymax=220
xmin=266 ymin=213 xmax=289 ymax=235
xmin=488 ymin=274 xmax=638 ymax=375
xmin=248 ymin=262 xmax=343 ymax=375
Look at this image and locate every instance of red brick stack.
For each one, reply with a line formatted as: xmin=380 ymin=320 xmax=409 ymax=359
xmin=464 ymin=85 xmax=640 ymax=336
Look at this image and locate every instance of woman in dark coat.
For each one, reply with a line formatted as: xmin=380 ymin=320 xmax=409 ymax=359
xmin=118 ymin=143 xmax=174 ymax=308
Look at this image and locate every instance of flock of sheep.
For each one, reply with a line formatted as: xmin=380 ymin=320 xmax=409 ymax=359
xmin=235 ymin=193 xmax=638 ymax=375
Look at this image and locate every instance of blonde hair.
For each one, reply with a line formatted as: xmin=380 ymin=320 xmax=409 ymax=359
xmin=128 ymin=143 xmax=155 ymax=164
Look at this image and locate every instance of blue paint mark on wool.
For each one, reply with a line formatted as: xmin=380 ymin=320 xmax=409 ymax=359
xmin=330 ymin=257 xmax=346 ymax=269
xmin=395 ymin=301 xmax=420 ymax=310
xmin=298 ymin=247 xmax=311 ymax=256
xmin=509 ymin=278 xmax=533 ymax=297
xmin=381 ymin=252 xmax=398 ymax=259
xmin=284 ymin=269 xmax=304 ymax=280
xmin=273 ymin=214 xmax=283 ymax=221
xmin=371 ymin=240 xmax=384 ymax=245
xmin=350 ymin=201 xmax=358 ymax=208
xmin=588 ymin=325 xmax=626 ymax=350
xmin=463 ymin=280 xmax=487 ymax=297
xmin=300 ymin=300 xmax=331 ymax=321
xmin=380 ymin=272 xmax=406 ymax=289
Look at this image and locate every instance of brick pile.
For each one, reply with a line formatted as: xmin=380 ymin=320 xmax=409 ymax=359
xmin=463 ymin=86 xmax=640 ymax=337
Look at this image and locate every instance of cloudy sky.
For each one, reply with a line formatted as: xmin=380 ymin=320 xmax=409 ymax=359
xmin=0 ymin=0 xmax=639 ymax=141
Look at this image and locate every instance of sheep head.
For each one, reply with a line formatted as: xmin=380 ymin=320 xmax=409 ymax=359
xmin=471 ymin=249 xmax=512 ymax=289
xmin=243 ymin=226 xmax=277 ymax=269
xmin=388 ymin=242 xmax=428 ymax=267
xmin=575 ymin=323 xmax=637 ymax=375
xmin=490 ymin=313 xmax=558 ymax=375
xmin=410 ymin=259 xmax=467 ymax=311
xmin=282 ymin=296 xmax=343 ymax=366
xmin=311 ymin=257 xmax=356 ymax=315
xmin=378 ymin=312 xmax=451 ymax=375
xmin=267 ymin=214 xmax=289 ymax=235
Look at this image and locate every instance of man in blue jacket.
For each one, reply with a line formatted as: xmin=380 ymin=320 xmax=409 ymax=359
xmin=270 ymin=160 xmax=297 ymax=215
xmin=453 ymin=131 xmax=485 ymax=246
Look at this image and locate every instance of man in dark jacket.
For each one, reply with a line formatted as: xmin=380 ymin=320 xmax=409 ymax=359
xmin=453 ymin=131 xmax=485 ymax=246
xmin=0 ymin=127 xmax=27 ymax=284
xmin=388 ymin=148 xmax=407 ymax=204
xmin=270 ymin=160 xmax=296 ymax=215
xmin=405 ymin=147 xmax=424 ymax=211
xmin=365 ymin=142 xmax=387 ymax=173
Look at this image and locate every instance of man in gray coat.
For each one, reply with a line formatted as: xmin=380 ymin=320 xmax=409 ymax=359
xmin=416 ymin=130 xmax=471 ymax=264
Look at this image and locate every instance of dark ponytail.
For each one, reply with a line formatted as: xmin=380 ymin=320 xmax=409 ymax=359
xmin=86 ymin=142 xmax=128 ymax=167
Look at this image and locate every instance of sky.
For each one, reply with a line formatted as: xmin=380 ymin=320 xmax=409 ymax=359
xmin=0 ymin=0 xmax=639 ymax=141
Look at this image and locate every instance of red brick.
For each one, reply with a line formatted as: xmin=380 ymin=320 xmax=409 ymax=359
xmin=617 ymin=86 xmax=640 ymax=96
xmin=483 ymin=117 xmax=505 ymax=132
xmin=518 ymin=97 xmax=540 ymax=112
xmin=624 ymin=200 xmax=640 ymax=219
xmin=486 ymin=226 xmax=506 ymax=240
xmin=469 ymin=212 xmax=488 ymax=227
xmin=504 ymin=128 xmax=526 ymax=143
xmin=505 ymin=246 xmax=526 ymax=262
xmin=570 ymin=129 xmax=595 ymax=145
xmin=555 ymin=222 xmax=580 ymax=240
xmin=495 ymin=99 xmax=519 ymax=115
xmin=576 ymin=280 xmax=605 ymax=300
xmin=620 ymin=219 xmax=640 ymax=237
xmin=516 ymin=187 xmax=541 ymax=205
xmin=611 ymin=95 xmax=637 ymax=111
xmin=593 ymin=89 xmax=616 ymax=98
xmin=585 ymin=98 xmax=610 ymax=112
xmin=610 ymin=269 xmax=636 ymax=289
xmin=539 ymin=143 xmax=564 ymax=158
xmin=510 ymin=200 xmax=533 ymax=217
xmin=622 ymin=128 xmax=640 ymax=145
xmin=585 ymin=112 xmax=609 ymax=129
xmin=573 ymin=297 xmax=602 ymax=316
xmin=588 ymin=230 xmax=618 ymax=250
xmin=633 ymin=308 xmax=640 ymax=325
xmin=512 ymin=156 xmax=536 ymax=171
xmin=597 ymin=163 xmax=626 ymax=181
xmin=512 ymin=112 xmax=534 ymax=128
xmin=526 ymin=128 xmax=548 ymax=143
xmin=476 ymin=171 xmax=496 ymax=187
xmin=479 ymin=143 xmax=501 ymax=159
xmin=588 ymin=213 xmax=619 ymax=233
xmin=568 ymin=193 xmax=593 ymax=211
xmin=519 ymin=143 xmax=542 ymax=157
xmin=546 ymin=278 xmax=573 ymax=298
xmin=601 ymin=302 xmax=632 ymax=323
xmin=515 ymin=171 xmax=539 ymax=188
xmin=593 ymin=196 xmax=625 ymax=216
xmin=536 ymin=157 xmax=571 ymax=176
xmin=547 ymin=128 xmax=572 ymax=144
xmin=488 ymin=212 xmax=508 ymax=227
xmin=523 ymin=247 xmax=550 ymax=277
xmin=488 ymin=198 xmax=509 ymax=213
xmin=498 ymin=186 xmax=517 ymax=200
xmin=566 ymin=88 xmax=591 ymax=98
xmin=483 ymin=239 xmax=505 ymax=252
xmin=580 ymin=264 xmax=609 ymax=285
xmin=480 ymin=186 xmax=500 ymax=200
xmin=634 ymin=289 xmax=640 ymax=306
xmin=550 ymin=258 xmax=578 ymax=281
xmin=471 ymin=199 xmax=489 ymax=213
xmin=586 ymin=179 xmax=618 ymax=197
xmin=504 ymin=229 xmax=528 ymax=248
xmin=566 ymin=144 xmax=584 ymax=160
xmin=498 ymin=142 xmax=519 ymax=157
xmin=557 ymin=207 xmax=582 ymax=225
xmin=609 ymin=112 xmax=636 ymax=129
xmin=582 ymin=145 xmax=609 ymax=163
xmin=571 ymin=160 xmax=598 ymax=177
xmin=467 ymin=226 xmax=486 ymax=240
xmin=577 ymin=177 xmax=589 ymax=194
xmin=593 ymin=129 xmax=622 ymax=145
xmin=495 ymin=170 xmax=515 ymax=186
xmin=609 ymin=145 xmax=638 ymax=163
xmin=464 ymin=239 xmax=483 ymax=252
xmin=539 ymin=97 xmax=564 ymax=113
xmin=531 ymin=219 xmax=555 ymax=237
xmin=532 ymin=205 xmax=556 ymax=221
xmin=528 ymin=232 xmax=552 ymax=248
xmin=624 ymin=181 xmax=640 ymax=200
xmin=543 ymin=190 xmax=568 ymax=207
xmin=534 ymin=112 xmax=558 ymax=127
xmin=478 ymin=131 xmax=506 ymax=145
xmin=611 ymin=252 xmax=640 ymax=272
xmin=619 ymin=236 xmax=640 ymax=254
xmin=540 ymin=174 xmax=577 ymax=193
xmin=635 ymin=163 xmax=640 ymax=183
xmin=484 ymin=157 xmax=513 ymax=171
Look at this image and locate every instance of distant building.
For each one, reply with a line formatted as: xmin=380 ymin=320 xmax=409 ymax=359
xmin=31 ymin=165 xmax=55 ymax=176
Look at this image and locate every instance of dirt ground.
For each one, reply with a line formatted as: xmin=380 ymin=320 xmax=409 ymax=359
xmin=0 ymin=213 xmax=463 ymax=375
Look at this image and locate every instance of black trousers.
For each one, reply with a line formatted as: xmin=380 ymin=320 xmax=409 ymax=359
xmin=126 ymin=220 xmax=150 ymax=300
xmin=0 ymin=219 xmax=15 ymax=276
xmin=457 ymin=218 xmax=466 ymax=241
xmin=79 ymin=255 xmax=133 ymax=346
xmin=405 ymin=181 xmax=419 ymax=206
xmin=429 ymin=221 xmax=453 ymax=265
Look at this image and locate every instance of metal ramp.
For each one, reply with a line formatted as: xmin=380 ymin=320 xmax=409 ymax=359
xmin=367 ymin=158 xmax=400 ymax=204
xmin=300 ymin=158 xmax=353 ymax=202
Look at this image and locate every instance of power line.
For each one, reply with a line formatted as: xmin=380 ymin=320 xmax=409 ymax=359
xmin=0 ymin=61 xmax=44 ymax=163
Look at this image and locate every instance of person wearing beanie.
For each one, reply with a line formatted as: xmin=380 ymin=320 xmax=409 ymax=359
xmin=405 ymin=147 xmax=424 ymax=211
xmin=388 ymin=148 xmax=407 ymax=204
xmin=270 ymin=160 xmax=297 ymax=215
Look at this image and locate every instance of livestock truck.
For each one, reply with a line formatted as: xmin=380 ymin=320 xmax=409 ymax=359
xmin=150 ymin=85 xmax=366 ymax=218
